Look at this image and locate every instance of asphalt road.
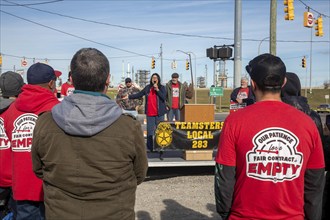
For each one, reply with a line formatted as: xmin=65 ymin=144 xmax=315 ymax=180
xmin=135 ymin=166 xmax=218 ymax=220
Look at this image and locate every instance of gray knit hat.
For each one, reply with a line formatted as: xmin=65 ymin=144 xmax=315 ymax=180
xmin=0 ymin=71 xmax=24 ymax=97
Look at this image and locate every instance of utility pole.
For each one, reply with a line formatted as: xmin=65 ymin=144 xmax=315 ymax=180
xmin=127 ymin=62 xmax=130 ymax=78
xmin=0 ymin=53 xmax=2 ymax=75
xmin=309 ymin=27 xmax=313 ymax=93
xmin=213 ymin=60 xmax=216 ymax=104
xmin=234 ymin=0 xmax=242 ymax=88
xmin=205 ymin=64 xmax=208 ymax=88
xmin=160 ymin=44 xmax=163 ymax=80
xmin=121 ymin=60 xmax=125 ymax=83
xmin=270 ymin=0 xmax=277 ymax=55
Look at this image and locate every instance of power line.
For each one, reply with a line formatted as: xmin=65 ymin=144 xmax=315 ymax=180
xmin=0 ymin=52 xmax=159 ymax=61
xmin=298 ymin=0 xmax=330 ymax=18
xmin=1 ymin=10 xmax=157 ymax=58
xmin=1 ymin=52 xmax=206 ymax=63
xmin=3 ymin=0 xmax=230 ymax=41
xmin=3 ymin=0 xmax=329 ymax=43
xmin=0 ymin=0 xmax=63 ymax=6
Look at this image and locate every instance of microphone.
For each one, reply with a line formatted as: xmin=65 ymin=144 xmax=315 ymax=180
xmin=153 ymin=81 xmax=156 ymax=84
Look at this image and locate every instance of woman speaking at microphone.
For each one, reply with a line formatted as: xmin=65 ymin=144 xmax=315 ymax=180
xmin=126 ymin=73 xmax=166 ymax=152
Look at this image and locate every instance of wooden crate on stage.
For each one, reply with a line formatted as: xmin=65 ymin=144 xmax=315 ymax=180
xmin=180 ymin=104 xmax=215 ymax=122
xmin=180 ymin=104 xmax=215 ymax=161
xmin=183 ymin=150 xmax=213 ymax=161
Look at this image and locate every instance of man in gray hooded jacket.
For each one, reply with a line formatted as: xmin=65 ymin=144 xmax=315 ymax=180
xmin=31 ymin=48 xmax=148 ymax=220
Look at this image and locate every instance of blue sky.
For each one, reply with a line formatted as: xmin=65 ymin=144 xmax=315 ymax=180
xmin=0 ymin=0 xmax=329 ymax=88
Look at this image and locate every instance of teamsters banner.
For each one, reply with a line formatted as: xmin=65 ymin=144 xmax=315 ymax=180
xmin=154 ymin=121 xmax=223 ymax=150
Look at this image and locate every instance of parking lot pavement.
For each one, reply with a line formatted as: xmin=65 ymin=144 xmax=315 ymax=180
xmin=135 ymin=166 xmax=219 ymax=220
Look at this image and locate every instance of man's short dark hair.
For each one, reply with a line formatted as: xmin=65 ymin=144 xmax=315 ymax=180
xmin=70 ymin=48 xmax=110 ymax=92
xmin=246 ymin=53 xmax=286 ymax=92
xmin=171 ymin=73 xmax=179 ymax=78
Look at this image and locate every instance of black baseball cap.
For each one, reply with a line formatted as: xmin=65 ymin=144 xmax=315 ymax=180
xmin=27 ymin=63 xmax=56 ymax=85
xmin=125 ymin=77 xmax=132 ymax=83
xmin=246 ymin=53 xmax=286 ymax=89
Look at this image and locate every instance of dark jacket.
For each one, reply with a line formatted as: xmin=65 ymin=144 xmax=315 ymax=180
xmin=32 ymin=92 xmax=148 ymax=220
xmin=282 ymin=96 xmax=323 ymax=137
xmin=165 ymin=80 xmax=189 ymax=109
xmin=116 ymin=86 xmax=143 ymax=110
xmin=129 ymin=84 xmax=167 ymax=116
xmin=230 ymin=86 xmax=255 ymax=105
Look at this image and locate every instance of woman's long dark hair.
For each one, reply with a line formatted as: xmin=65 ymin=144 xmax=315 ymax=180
xmin=149 ymin=73 xmax=161 ymax=87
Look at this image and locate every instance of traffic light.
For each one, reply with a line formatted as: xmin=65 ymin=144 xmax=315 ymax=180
xmin=284 ymin=0 xmax=294 ymax=20
xmin=151 ymin=57 xmax=155 ymax=69
xmin=302 ymin=56 xmax=306 ymax=68
xmin=315 ymin=16 xmax=324 ymax=37
xmin=185 ymin=59 xmax=190 ymax=70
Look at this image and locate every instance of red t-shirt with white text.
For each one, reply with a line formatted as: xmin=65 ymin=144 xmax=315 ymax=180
xmin=171 ymin=83 xmax=180 ymax=109
xmin=60 ymin=82 xmax=75 ymax=96
xmin=215 ymin=101 xmax=324 ymax=220
xmin=236 ymin=87 xmax=249 ymax=100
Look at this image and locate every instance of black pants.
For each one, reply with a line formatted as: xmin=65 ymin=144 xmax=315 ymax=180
xmin=322 ymin=172 xmax=330 ymax=220
xmin=0 ymin=187 xmax=16 ymax=219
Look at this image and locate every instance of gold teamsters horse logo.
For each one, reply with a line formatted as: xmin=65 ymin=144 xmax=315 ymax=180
xmin=155 ymin=122 xmax=173 ymax=148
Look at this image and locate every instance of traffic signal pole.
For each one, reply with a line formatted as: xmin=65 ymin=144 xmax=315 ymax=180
xmin=270 ymin=0 xmax=277 ymax=55
xmin=309 ymin=27 xmax=313 ymax=94
xmin=234 ymin=0 xmax=242 ymax=88
xmin=0 ymin=53 xmax=2 ymax=75
xmin=160 ymin=44 xmax=163 ymax=80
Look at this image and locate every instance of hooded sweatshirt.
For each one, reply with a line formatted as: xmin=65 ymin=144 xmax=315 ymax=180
xmin=281 ymin=72 xmax=323 ymax=138
xmin=52 ymin=91 xmax=122 ymax=136
xmin=0 ymin=98 xmax=15 ymax=187
xmin=3 ymin=84 xmax=59 ymax=201
xmin=31 ymin=91 xmax=148 ymax=220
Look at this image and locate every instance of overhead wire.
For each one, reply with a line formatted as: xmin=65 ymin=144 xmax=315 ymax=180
xmin=0 ymin=53 xmax=160 ymax=61
xmin=0 ymin=9 xmax=208 ymax=61
xmin=0 ymin=0 xmax=63 ymax=6
xmin=0 ymin=10 xmax=158 ymax=58
xmin=1 ymin=0 xmax=329 ymax=62
xmin=298 ymin=0 xmax=330 ymax=18
xmin=2 ymin=0 xmax=231 ymax=41
xmin=2 ymin=0 xmax=329 ymax=43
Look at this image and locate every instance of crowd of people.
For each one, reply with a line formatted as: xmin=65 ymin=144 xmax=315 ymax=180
xmin=0 ymin=49 xmax=329 ymax=220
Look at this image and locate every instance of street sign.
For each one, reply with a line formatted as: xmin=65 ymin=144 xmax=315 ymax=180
xmin=21 ymin=59 xmax=28 ymax=67
xmin=210 ymin=87 xmax=223 ymax=96
xmin=303 ymin=12 xmax=314 ymax=28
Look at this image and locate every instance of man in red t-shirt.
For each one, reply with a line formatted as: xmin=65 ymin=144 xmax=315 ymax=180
xmin=60 ymin=71 xmax=75 ymax=98
xmin=215 ymin=54 xmax=325 ymax=220
xmin=230 ymin=77 xmax=255 ymax=113
xmin=165 ymin=73 xmax=191 ymax=121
